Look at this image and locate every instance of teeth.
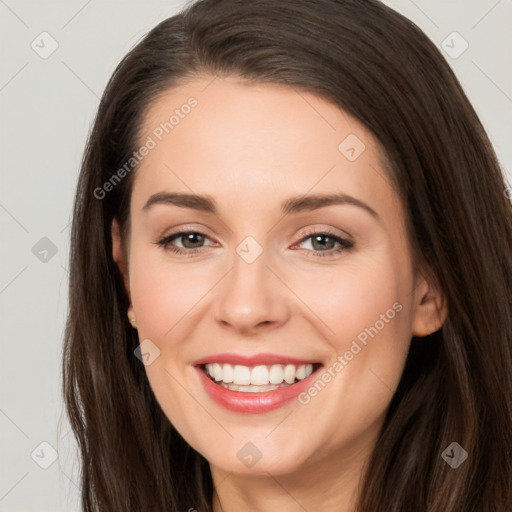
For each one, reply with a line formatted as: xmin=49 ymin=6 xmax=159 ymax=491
xmin=205 ymin=363 xmax=315 ymax=386
xmin=233 ymin=365 xmax=251 ymax=385
xmin=251 ymin=365 xmax=268 ymax=385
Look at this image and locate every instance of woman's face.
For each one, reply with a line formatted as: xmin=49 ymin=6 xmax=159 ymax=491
xmin=113 ymin=75 xmax=444 ymax=478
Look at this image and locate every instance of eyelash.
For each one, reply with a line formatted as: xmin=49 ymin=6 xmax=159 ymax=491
xmin=153 ymin=228 xmax=354 ymax=258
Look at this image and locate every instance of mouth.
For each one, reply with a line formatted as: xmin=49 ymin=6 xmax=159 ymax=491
xmin=197 ymin=362 xmax=323 ymax=393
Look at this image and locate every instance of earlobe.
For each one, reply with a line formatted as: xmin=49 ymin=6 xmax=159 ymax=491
xmin=111 ymin=218 xmax=130 ymax=298
xmin=127 ymin=304 xmax=137 ymax=328
xmin=411 ymin=274 xmax=449 ymax=337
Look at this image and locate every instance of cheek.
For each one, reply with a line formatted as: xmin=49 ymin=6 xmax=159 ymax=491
xmin=288 ymin=250 xmax=413 ymax=392
xmin=129 ymin=248 xmax=216 ymax=338
xmin=127 ymin=250 xmax=214 ymax=433
xmin=291 ymin=255 xmax=405 ymax=344
xmin=285 ymin=261 xmax=412 ymax=439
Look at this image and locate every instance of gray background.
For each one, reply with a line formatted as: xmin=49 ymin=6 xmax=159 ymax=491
xmin=1 ymin=1 xmax=511 ymax=510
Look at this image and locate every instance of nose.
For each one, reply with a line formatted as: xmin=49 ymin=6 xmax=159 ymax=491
xmin=214 ymin=245 xmax=291 ymax=335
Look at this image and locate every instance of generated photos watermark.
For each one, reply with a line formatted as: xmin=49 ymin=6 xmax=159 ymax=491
xmin=298 ymin=301 xmax=403 ymax=405
xmin=93 ymin=96 xmax=198 ymax=200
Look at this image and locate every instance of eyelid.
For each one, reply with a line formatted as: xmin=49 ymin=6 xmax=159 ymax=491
xmin=295 ymin=225 xmax=354 ymax=243
xmin=158 ymin=223 xmax=216 ymax=239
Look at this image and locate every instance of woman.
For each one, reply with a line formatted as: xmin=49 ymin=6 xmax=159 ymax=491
xmin=62 ymin=0 xmax=512 ymax=510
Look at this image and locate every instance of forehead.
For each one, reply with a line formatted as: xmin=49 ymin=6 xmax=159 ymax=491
xmin=131 ymin=75 xmax=399 ymax=221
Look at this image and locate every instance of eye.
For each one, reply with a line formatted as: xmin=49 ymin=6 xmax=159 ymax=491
xmin=293 ymin=229 xmax=354 ymax=257
xmin=154 ymin=230 xmax=215 ymax=255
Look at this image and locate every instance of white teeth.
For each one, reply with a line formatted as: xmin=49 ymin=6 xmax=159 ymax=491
xmin=233 ymin=365 xmax=251 ymax=385
xmin=284 ymin=364 xmax=296 ymax=384
xmin=295 ymin=364 xmax=307 ymax=380
xmin=251 ymin=365 xmax=269 ymax=385
xmin=204 ymin=362 xmax=315 ymax=386
xmin=269 ymin=364 xmax=284 ymax=384
xmin=213 ymin=363 xmax=222 ymax=382
xmin=222 ymin=363 xmax=233 ymax=383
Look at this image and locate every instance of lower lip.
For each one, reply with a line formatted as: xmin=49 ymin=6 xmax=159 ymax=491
xmin=195 ymin=365 xmax=321 ymax=414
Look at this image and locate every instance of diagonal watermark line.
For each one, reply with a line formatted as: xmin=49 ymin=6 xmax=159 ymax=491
xmin=201 ymin=74 xmax=219 ymax=93
xmin=0 ymin=408 xmax=29 ymax=438
xmin=368 ymin=161 xmax=394 ymax=190
xmin=368 ymin=368 xmax=394 ymax=394
xmin=0 ymin=62 xmax=29 ymax=92
xmin=61 ymin=0 xmax=93 ymax=29
xmin=61 ymin=470 xmax=80 ymax=490
xmin=164 ymin=267 xmax=233 ymax=337
xmin=0 ymin=266 xmax=28 ymax=295
xmin=265 ymin=265 xmax=336 ymax=335
xmin=407 ymin=0 xmax=439 ymax=29
xmin=61 ymin=61 xmax=100 ymax=100
xmin=288 ymin=84 xmax=337 ymax=131
xmin=0 ymin=472 xmax=29 ymax=502
xmin=266 ymin=472 xmax=308 ymax=511
xmin=472 ymin=61 xmax=512 ymax=104
xmin=0 ymin=0 xmax=29 ymax=28
xmin=213 ymin=470 xmax=233 ymax=488
xmin=0 ymin=203 xmax=29 ymax=232
xmin=471 ymin=0 xmax=502 ymax=30
xmin=163 ymin=367 xmax=234 ymax=437
xmin=212 ymin=471 xmax=234 ymax=511
xmin=265 ymin=409 xmax=295 ymax=438
xmin=163 ymin=163 xmax=195 ymax=192
xmin=60 ymin=220 xmax=71 ymax=233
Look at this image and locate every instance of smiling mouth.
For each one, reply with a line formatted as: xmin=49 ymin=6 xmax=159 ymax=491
xmin=200 ymin=362 xmax=323 ymax=392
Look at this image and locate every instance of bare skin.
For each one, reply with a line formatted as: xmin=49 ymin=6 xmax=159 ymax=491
xmin=112 ymin=75 xmax=447 ymax=512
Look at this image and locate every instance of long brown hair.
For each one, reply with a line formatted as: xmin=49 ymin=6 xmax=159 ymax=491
xmin=62 ymin=0 xmax=512 ymax=510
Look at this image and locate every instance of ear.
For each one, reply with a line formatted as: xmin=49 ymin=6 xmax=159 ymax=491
xmin=111 ymin=217 xmax=131 ymax=301
xmin=411 ymin=272 xmax=448 ymax=337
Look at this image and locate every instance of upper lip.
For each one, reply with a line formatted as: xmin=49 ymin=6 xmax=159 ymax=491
xmin=193 ymin=353 xmax=321 ymax=367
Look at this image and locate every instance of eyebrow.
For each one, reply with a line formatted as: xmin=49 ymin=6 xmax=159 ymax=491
xmin=142 ymin=191 xmax=379 ymax=220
